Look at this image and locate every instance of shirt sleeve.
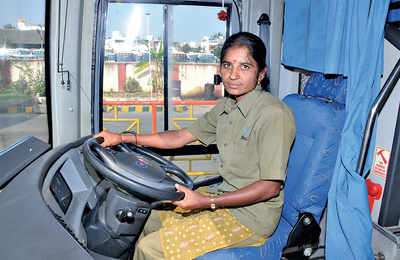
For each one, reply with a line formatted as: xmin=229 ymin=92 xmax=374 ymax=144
xmin=257 ymin=105 xmax=296 ymax=182
xmin=187 ymin=101 xmax=223 ymax=146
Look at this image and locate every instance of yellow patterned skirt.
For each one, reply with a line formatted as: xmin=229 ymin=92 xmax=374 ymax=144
xmin=158 ymin=208 xmax=256 ymax=260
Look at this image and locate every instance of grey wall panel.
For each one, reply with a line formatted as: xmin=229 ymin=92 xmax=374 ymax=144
xmin=242 ymin=0 xmax=284 ymax=98
xmin=369 ymin=39 xmax=400 ymax=223
xmin=50 ymin=0 xmax=85 ymax=146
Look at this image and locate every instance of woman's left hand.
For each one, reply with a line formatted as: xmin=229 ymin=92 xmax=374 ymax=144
xmin=172 ymin=184 xmax=210 ymax=210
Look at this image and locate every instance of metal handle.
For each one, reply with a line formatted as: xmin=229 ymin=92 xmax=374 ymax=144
xmin=357 ymin=24 xmax=400 ymax=176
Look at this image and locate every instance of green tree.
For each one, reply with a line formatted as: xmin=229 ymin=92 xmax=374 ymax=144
xmin=210 ymin=32 xmax=223 ymax=40
xmin=13 ymin=62 xmax=46 ymax=96
xmin=182 ymin=44 xmax=202 ymax=54
xmin=182 ymin=43 xmax=192 ymax=53
xmin=134 ymin=44 xmax=164 ymax=96
xmin=0 ymin=60 xmax=11 ymax=91
xmin=150 ymin=44 xmax=164 ymax=95
xmin=8 ymin=78 xmax=30 ymax=95
xmin=3 ymin=24 xmax=15 ymax=29
xmin=193 ymin=46 xmax=202 ymax=53
xmin=123 ymin=77 xmax=140 ymax=93
xmin=212 ymin=45 xmax=222 ymax=60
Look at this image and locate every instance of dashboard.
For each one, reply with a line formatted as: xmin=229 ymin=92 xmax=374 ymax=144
xmin=0 ymin=138 xmax=151 ymax=260
xmin=42 ymin=149 xmax=99 ymax=245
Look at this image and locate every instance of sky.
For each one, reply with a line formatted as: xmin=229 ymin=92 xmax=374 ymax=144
xmin=107 ymin=3 xmax=226 ymax=43
xmin=1 ymin=1 xmax=226 ymax=43
xmin=0 ymin=0 xmax=45 ymax=26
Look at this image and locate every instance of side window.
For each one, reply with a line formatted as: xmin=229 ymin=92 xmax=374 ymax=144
xmin=0 ymin=0 xmax=48 ymax=151
xmin=101 ymin=2 xmax=226 ymax=135
xmin=166 ymin=5 xmax=225 ymax=132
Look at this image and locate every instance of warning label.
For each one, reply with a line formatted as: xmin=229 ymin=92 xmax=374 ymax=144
xmin=372 ymin=146 xmax=391 ymax=178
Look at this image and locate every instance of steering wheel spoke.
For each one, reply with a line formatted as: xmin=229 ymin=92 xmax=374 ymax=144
xmin=83 ymin=137 xmax=193 ymax=202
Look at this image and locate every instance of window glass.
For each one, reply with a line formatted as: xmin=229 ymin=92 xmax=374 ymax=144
xmin=0 ymin=0 xmax=48 ymax=151
xmin=167 ymin=5 xmax=225 ymax=131
xmin=103 ymin=3 xmax=164 ymax=134
xmin=102 ymin=3 xmax=226 ymax=135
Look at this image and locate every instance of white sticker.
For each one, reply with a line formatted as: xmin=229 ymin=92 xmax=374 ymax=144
xmin=372 ymin=146 xmax=391 ymax=178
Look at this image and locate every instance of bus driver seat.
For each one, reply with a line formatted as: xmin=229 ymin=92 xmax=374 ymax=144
xmin=196 ymin=73 xmax=347 ymax=260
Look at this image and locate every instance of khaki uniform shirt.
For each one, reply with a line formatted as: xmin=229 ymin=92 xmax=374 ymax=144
xmin=187 ymin=86 xmax=295 ymax=237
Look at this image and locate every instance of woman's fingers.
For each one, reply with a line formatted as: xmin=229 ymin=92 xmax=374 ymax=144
xmin=94 ymin=130 xmax=121 ymax=147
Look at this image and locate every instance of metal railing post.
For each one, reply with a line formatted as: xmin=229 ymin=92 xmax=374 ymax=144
xmin=152 ymin=103 xmax=157 ymax=133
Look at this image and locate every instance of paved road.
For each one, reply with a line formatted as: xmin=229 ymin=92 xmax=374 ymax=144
xmin=0 ymin=113 xmax=49 ymax=151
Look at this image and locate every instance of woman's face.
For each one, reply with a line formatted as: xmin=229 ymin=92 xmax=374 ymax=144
xmin=220 ymin=45 xmax=266 ymax=102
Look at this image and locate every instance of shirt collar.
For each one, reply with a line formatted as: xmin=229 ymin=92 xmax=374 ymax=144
xmin=220 ymin=85 xmax=264 ymax=118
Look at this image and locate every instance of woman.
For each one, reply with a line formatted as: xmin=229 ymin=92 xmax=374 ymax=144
xmin=95 ymin=32 xmax=295 ymax=260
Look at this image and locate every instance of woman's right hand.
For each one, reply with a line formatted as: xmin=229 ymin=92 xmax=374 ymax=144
xmin=93 ymin=130 xmax=122 ymax=147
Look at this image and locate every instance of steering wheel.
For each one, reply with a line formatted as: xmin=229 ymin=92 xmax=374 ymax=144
xmin=83 ymin=137 xmax=193 ymax=202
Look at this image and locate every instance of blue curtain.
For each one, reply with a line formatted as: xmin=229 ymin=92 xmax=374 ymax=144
xmin=282 ymin=1 xmax=390 ymax=259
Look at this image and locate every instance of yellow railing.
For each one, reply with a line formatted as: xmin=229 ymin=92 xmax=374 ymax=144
xmin=172 ymin=104 xmax=197 ymax=130
xmin=103 ymin=101 xmax=217 ymax=176
xmin=168 ymin=155 xmax=215 ymax=176
xmin=103 ymin=105 xmax=140 ymax=133
xmin=170 ymin=104 xmax=214 ymax=176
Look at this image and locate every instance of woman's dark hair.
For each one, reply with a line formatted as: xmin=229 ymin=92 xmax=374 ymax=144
xmin=220 ymin=32 xmax=270 ymax=91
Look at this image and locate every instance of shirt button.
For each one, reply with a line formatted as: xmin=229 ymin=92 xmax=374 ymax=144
xmin=220 ymin=164 xmax=224 ymax=168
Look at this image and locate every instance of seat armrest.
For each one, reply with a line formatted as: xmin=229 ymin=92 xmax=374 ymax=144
xmin=193 ymin=175 xmax=223 ymax=190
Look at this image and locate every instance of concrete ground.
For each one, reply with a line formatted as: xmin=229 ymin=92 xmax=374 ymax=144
xmin=0 ymin=113 xmax=48 ymax=151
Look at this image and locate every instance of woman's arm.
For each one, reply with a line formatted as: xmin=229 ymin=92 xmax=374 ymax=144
xmin=94 ymin=128 xmax=197 ymax=149
xmin=172 ymin=180 xmax=282 ymax=210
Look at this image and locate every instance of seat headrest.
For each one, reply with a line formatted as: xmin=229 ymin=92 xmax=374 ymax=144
xmin=303 ymin=73 xmax=346 ymax=105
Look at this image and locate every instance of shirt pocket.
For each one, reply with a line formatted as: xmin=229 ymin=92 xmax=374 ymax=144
xmin=231 ymin=122 xmax=258 ymax=170
xmin=233 ymin=122 xmax=254 ymax=152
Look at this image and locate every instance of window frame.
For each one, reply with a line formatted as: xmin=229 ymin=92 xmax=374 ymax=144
xmin=92 ymin=0 xmax=230 ymax=134
xmin=45 ymin=0 xmax=53 ymax=146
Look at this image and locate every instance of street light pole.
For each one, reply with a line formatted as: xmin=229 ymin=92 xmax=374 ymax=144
xmin=36 ymin=25 xmax=44 ymax=49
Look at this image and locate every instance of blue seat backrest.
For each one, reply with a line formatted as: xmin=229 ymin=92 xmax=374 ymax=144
xmin=282 ymin=73 xmax=346 ymax=225
xmin=196 ymin=73 xmax=346 ymax=260
xmin=388 ymin=0 xmax=400 ymax=26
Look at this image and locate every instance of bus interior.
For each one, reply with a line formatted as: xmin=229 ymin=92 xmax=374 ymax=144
xmin=1 ymin=1 xmax=400 ymax=260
